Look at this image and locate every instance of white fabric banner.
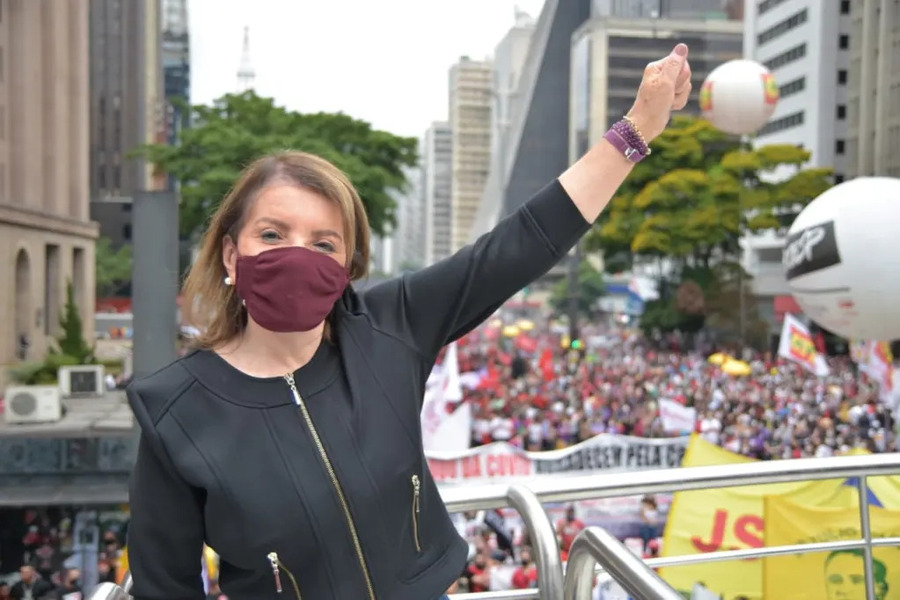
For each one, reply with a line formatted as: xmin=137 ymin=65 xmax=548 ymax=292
xmin=427 ymin=434 xmax=688 ymax=484
xmin=659 ymin=398 xmax=696 ymax=434
xmin=421 ymin=342 xmax=471 ymax=453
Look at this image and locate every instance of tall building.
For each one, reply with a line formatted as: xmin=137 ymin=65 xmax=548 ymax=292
xmin=88 ymin=0 xmax=165 ymax=250
xmin=391 ymin=164 xmax=427 ymax=273
xmin=470 ymin=10 xmax=536 ymax=240
xmin=0 ymin=0 xmax=97 ymax=382
xmin=741 ymin=0 xmax=852 ymax=323
xmin=237 ymin=26 xmax=256 ymax=92
xmin=161 ymin=0 xmax=190 ymax=152
xmin=847 ymin=0 xmax=900 ymax=177
xmin=448 ymin=57 xmax=493 ymax=251
xmin=570 ymin=17 xmax=743 ymax=158
xmin=423 ymin=122 xmax=453 ymax=265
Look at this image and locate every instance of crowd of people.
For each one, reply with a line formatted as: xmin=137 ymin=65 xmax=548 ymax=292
xmin=2 ymin=322 xmax=897 ymax=598
xmin=453 ymin=325 xmax=897 ymax=459
xmin=444 ymin=322 xmax=897 ymax=595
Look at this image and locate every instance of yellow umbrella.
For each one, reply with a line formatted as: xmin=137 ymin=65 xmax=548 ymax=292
xmin=502 ymin=325 xmax=521 ymax=338
xmin=722 ymin=359 xmax=752 ymax=376
xmin=708 ymin=352 xmax=730 ymax=365
xmin=516 ymin=319 xmax=535 ymax=331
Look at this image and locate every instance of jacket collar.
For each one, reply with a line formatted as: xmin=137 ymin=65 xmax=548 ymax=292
xmin=181 ymin=340 xmax=341 ymax=408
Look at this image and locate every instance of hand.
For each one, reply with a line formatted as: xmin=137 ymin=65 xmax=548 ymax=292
xmin=627 ymin=43 xmax=692 ymax=143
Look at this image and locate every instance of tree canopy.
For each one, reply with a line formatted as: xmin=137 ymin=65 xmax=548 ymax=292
xmin=587 ymin=116 xmax=834 ymax=273
xmin=95 ymin=236 xmax=133 ymax=297
xmin=134 ymin=91 xmax=419 ymax=239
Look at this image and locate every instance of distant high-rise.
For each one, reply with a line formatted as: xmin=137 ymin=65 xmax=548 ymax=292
xmin=237 ymin=26 xmax=256 ymax=92
xmin=423 ymin=122 xmax=453 ymax=265
xmin=88 ymin=0 xmax=165 ymax=249
xmin=391 ymin=164 xmax=427 ymax=273
xmin=448 ymin=57 xmax=493 ymax=251
xmin=162 ymin=0 xmax=191 ymax=150
xmin=847 ymin=0 xmax=900 ymax=177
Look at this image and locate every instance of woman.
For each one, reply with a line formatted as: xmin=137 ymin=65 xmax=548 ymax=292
xmin=127 ymin=44 xmax=692 ymax=600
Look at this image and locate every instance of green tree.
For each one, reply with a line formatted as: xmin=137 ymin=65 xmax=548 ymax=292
xmin=95 ymin=236 xmax=133 ymax=297
xmin=550 ymin=259 xmax=606 ymax=317
xmin=57 ymin=281 xmax=94 ymax=363
xmin=133 ymin=91 xmax=418 ymax=239
xmin=587 ymin=116 xmax=834 ymax=273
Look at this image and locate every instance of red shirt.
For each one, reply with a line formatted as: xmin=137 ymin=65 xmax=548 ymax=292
xmin=556 ymin=518 xmax=586 ymax=552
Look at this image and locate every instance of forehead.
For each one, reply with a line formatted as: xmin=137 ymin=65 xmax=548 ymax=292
xmin=244 ymin=184 xmax=344 ymax=230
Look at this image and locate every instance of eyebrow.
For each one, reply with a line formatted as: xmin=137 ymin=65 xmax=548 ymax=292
xmin=253 ymin=218 xmax=343 ymax=242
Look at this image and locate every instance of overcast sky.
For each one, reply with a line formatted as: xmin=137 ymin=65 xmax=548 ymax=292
xmin=188 ymin=0 xmax=546 ymax=138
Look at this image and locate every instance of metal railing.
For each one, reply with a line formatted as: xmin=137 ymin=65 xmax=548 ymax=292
xmin=88 ymin=453 xmax=900 ymax=600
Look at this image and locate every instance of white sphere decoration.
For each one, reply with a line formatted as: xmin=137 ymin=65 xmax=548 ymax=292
xmin=699 ymin=59 xmax=779 ymax=135
xmin=783 ymin=177 xmax=900 ymax=341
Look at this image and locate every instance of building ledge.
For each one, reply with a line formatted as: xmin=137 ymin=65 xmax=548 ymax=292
xmin=0 ymin=203 xmax=99 ymax=239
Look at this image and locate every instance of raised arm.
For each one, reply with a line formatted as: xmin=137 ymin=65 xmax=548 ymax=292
xmin=359 ymin=45 xmax=692 ymax=359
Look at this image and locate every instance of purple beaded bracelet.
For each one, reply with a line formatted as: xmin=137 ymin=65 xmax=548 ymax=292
xmin=603 ymin=117 xmax=651 ymax=163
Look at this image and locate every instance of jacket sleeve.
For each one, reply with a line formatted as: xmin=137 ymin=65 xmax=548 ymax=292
xmin=127 ymin=392 xmax=206 ymax=600
xmin=361 ymin=179 xmax=590 ymax=359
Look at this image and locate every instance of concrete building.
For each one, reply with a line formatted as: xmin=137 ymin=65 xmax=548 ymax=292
xmin=847 ymin=0 xmax=900 ymax=177
xmin=423 ymin=121 xmax=453 ymax=265
xmin=391 ymin=164 xmax=426 ymax=273
xmin=569 ymin=17 xmax=743 ymax=158
xmin=0 ymin=0 xmax=97 ymax=384
xmin=162 ymin=0 xmax=190 ymax=152
xmin=741 ymin=0 xmax=853 ymax=327
xmin=470 ymin=11 xmax=536 ymax=241
xmin=88 ymin=0 xmax=165 ymax=250
xmin=448 ymin=57 xmax=493 ymax=251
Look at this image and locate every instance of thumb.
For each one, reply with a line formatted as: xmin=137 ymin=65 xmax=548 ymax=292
xmin=663 ymin=43 xmax=688 ymax=79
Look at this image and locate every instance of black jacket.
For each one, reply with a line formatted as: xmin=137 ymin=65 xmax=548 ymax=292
xmin=126 ymin=180 xmax=590 ymax=600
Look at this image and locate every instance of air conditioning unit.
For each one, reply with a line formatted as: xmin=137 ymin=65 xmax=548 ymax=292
xmin=4 ymin=386 xmax=63 ymax=424
xmin=58 ymin=365 xmax=105 ymax=397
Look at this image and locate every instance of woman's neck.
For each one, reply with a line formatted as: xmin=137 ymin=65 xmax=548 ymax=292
xmin=216 ymin=320 xmax=325 ymax=378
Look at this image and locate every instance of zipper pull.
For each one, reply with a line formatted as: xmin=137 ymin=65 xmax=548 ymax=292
xmin=412 ymin=474 xmax=421 ymax=512
xmin=267 ymin=552 xmax=283 ymax=593
xmin=284 ymin=373 xmax=296 ymax=388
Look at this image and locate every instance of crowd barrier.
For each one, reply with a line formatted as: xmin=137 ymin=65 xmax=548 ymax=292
xmin=88 ymin=453 xmax=900 ymax=600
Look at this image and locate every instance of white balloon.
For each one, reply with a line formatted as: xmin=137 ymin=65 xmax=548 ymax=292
xmin=784 ymin=177 xmax=900 ymax=341
xmin=700 ymin=59 xmax=779 ymax=135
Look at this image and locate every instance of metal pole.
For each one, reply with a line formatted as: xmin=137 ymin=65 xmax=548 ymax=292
xmin=563 ymin=528 xmax=682 ymax=600
xmin=506 ymin=485 xmax=564 ymax=600
xmin=567 ymin=241 xmax=582 ymax=342
xmin=857 ymin=476 xmax=877 ymax=600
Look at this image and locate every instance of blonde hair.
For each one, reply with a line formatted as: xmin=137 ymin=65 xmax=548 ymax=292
xmin=182 ymin=151 xmax=371 ymax=348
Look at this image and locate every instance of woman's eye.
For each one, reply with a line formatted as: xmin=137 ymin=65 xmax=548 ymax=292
xmin=314 ymin=241 xmax=336 ymax=253
xmin=261 ymin=230 xmax=281 ymax=242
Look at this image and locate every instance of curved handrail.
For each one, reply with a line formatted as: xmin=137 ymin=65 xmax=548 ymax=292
xmin=505 ymin=485 xmax=563 ymax=600
xmin=563 ymin=528 xmax=681 ymax=600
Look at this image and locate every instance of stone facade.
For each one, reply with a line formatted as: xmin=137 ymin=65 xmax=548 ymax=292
xmin=0 ymin=0 xmax=97 ymax=389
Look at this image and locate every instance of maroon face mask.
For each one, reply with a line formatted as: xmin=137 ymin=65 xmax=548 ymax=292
xmin=235 ymin=246 xmax=350 ymax=332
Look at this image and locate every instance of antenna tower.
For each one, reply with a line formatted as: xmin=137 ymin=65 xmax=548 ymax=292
xmin=237 ymin=26 xmax=256 ymax=91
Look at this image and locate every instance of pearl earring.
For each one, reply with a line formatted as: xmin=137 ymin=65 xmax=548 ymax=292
xmin=224 ymin=276 xmax=233 ymax=286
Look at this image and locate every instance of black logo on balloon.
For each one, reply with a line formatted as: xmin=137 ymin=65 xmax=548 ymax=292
xmin=783 ymin=220 xmax=841 ymax=280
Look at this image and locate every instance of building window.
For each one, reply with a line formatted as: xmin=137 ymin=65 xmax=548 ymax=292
xmin=779 ymin=77 xmax=806 ymax=99
xmin=123 ymin=224 xmax=132 ymax=241
xmin=837 ymin=104 xmax=847 ymax=119
xmin=838 ymin=70 xmax=848 ymax=85
xmin=840 ymin=0 xmax=851 ymax=14
xmin=758 ymin=9 xmax=808 ymax=45
xmin=835 ymin=174 xmax=845 ymax=183
xmin=836 ymin=140 xmax=845 ymax=154
xmin=758 ymin=111 xmax=805 ymax=136
xmin=764 ymin=44 xmax=807 ymax=70
xmin=758 ymin=0 xmax=789 ymax=16
xmin=839 ymin=34 xmax=849 ymax=49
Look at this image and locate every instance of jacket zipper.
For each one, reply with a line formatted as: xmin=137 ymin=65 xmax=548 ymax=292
xmin=411 ymin=474 xmax=422 ymax=552
xmin=284 ymin=373 xmax=377 ymax=600
xmin=268 ymin=552 xmax=302 ymax=600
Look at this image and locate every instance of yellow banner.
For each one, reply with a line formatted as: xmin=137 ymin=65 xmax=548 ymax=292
xmin=660 ymin=436 xmax=900 ymax=599
xmin=764 ymin=496 xmax=900 ymax=600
